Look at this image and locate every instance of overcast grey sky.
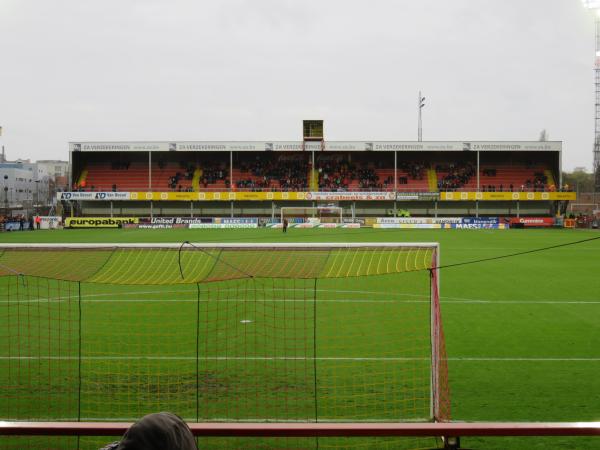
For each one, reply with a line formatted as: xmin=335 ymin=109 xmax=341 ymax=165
xmin=0 ymin=0 xmax=596 ymax=171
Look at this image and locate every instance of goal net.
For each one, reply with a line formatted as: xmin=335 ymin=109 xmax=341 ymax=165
xmin=280 ymin=206 xmax=344 ymax=224
xmin=0 ymin=243 xmax=449 ymax=449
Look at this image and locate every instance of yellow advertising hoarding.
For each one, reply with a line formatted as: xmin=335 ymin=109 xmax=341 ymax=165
xmin=131 ymin=191 xmax=308 ymax=201
xmin=439 ymin=192 xmax=576 ymax=201
xmin=63 ymin=191 xmax=576 ymax=202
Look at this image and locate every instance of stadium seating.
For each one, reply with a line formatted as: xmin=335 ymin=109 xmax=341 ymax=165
xmin=76 ymin=155 xmax=556 ymax=192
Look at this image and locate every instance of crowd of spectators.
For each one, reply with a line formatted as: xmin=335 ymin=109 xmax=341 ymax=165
xmin=168 ymin=162 xmax=197 ymax=190
xmin=0 ymin=214 xmax=35 ymax=231
xmin=399 ymin=161 xmax=426 ymax=180
xmin=316 ymin=160 xmax=353 ymax=191
xmin=437 ymin=162 xmax=475 ymax=191
xmin=238 ymin=156 xmax=308 ymax=191
xmin=199 ymin=163 xmax=228 ymax=189
xmin=357 ymin=168 xmax=382 ymax=190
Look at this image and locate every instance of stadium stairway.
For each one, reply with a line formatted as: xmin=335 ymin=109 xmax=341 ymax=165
xmin=427 ymin=168 xmax=438 ymax=192
xmin=310 ymin=169 xmax=318 ymax=191
xmin=77 ymin=169 xmax=88 ymax=187
xmin=192 ymin=168 xmax=202 ymax=192
xmin=545 ymin=169 xmax=556 ymax=188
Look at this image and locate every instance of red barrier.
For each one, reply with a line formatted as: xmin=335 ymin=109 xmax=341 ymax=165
xmin=0 ymin=422 xmax=598 ymax=437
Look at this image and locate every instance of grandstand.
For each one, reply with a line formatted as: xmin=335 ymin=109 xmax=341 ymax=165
xmin=63 ymin=135 xmax=574 ymax=219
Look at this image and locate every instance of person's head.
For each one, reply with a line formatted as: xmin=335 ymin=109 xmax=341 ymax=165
xmin=100 ymin=412 xmax=197 ymax=450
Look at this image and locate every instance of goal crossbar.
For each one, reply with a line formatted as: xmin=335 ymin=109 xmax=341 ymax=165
xmin=0 ymin=421 xmax=598 ymax=437
xmin=0 ymin=242 xmax=439 ymax=249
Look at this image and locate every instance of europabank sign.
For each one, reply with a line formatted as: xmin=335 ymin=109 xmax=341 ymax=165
xmin=305 ymin=192 xmax=395 ymax=201
xmin=70 ymin=141 xmax=562 ymax=152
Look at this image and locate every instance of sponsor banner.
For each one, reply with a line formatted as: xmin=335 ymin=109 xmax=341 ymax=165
xmin=71 ymin=142 xmax=169 ymax=152
xmin=373 ymin=223 xmax=442 ymax=229
xmin=446 ymin=223 xmax=508 ymax=229
xmin=140 ymin=217 xmax=214 ymax=225
xmin=305 ymin=192 xmax=395 ymax=201
xmin=5 ymin=221 xmax=32 ymax=231
xmin=58 ymin=192 xmax=131 ymax=201
xmin=509 ymin=217 xmax=555 ymax=227
xmin=72 ymin=141 xmax=562 ymax=153
xmin=215 ymin=218 xmax=258 ymax=225
xmin=58 ymin=190 xmax=576 ymax=202
xmin=395 ymin=192 xmax=440 ymax=201
xmin=441 ymin=192 xmax=576 ymax=201
xmin=189 ymin=223 xmax=258 ymax=229
xmin=130 ymin=192 xmax=308 ymax=201
xmin=38 ymin=216 xmax=63 ymax=229
xmin=377 ymin=217 xmax=462 ymax=224
xmin=66 ymin=217 xmax=139 ymax=228
xmin=343 ymin=217 xmax=365 ymax=225
xmin=267 ymin=222 xmax=361 ymax=229
xmin=461 ymin=217 xmax=500 ymax=225
xmin=293 ymin=223 xmax=317 ymax=228
xmin=135 ymin=224 xmax=188 ymax=229
xmin=318 ymin=223 xmax=338 ymax=228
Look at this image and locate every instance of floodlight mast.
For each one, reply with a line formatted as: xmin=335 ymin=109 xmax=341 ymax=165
xmin=582 ymin=0 xmax=600 ymax=190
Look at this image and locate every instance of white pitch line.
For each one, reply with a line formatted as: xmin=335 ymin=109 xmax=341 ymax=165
xmin=2 ymin=297 xmax=599 ymax=305
xmin=2 ymin=286 xmax=597 ymax=305
xmin=1 ymin=356 xmax=599 ymax=362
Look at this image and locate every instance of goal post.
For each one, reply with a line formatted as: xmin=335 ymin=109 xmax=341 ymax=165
xmin=280 ymin=206 xmax=344 ymax=224
xmin=0 ymin=243 xmax=448 ymax=449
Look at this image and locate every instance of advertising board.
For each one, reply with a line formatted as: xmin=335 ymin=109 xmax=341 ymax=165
xmin=461 ymin=217 xmax=500 ymax=225
xmin=376 ymin=217 xmax=462 ymax=224
xmin=189 ymin=223 xmax=258 ymax=229
xmin=448 ymin=223 xmax=508 ymax=229
xmin=58 ymin=192 xmax=131 ymax=201
xmin=305 ymin=192 xmax=395 ymax=201
xmin=66 ymin=217 xmax=138 ymax=228
xmin=373 ymin=223 xmax=443 ymax=229
xmin=509 ymin=217 xmax=555 ymax=228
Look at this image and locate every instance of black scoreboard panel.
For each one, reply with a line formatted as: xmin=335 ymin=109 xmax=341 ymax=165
xmin=303 ymin=120 xmax=324 ymax=140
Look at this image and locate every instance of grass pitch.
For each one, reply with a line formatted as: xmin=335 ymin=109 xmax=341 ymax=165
xmin=0 ymin=227 xmax=599 ymax=449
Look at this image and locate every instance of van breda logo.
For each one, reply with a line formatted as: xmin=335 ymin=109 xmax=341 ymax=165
xmin=73 ymin=143 xmax=81 ymax=151
xmin=60 ymin=192 xmax=72 ymax=200
xmin=169 ymin=143 xmax=177 ymax=151
xmin=462 ymin=142 xmax=471 ymax=151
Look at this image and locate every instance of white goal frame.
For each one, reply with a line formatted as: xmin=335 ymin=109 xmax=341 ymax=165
xmin=0 ymin=242 xmax=443 ymax=421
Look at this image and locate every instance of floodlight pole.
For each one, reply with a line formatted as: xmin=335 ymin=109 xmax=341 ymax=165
xmin=595 ymin=12 xmax=600 ymax=190
xmin=418 ymin=91 xmax=425 ymax=142
xmin=582 ymin=1 xmax=600 ymax=190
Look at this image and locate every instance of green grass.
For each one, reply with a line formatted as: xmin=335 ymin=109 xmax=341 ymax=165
xmin=0 ymin=228 xmax=599 ymax=449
